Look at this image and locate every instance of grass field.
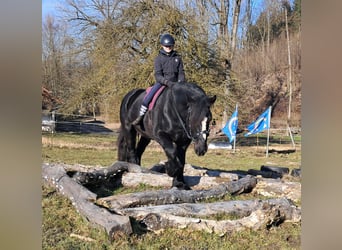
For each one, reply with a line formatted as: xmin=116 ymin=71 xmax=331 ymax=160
xmin=42 ymin=132 xmax=301 ymax=249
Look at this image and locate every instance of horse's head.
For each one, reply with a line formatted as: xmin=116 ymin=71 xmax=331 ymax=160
xmin=171 ymin=83 xmax=216 ymax=156
xmin=189 ymin=94 xmax=216 ymax=156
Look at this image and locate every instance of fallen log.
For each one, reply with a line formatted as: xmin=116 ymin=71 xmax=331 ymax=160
xmin=42 ymin=162 xmax=301 ymax=237
xmin=184 ymin=164 xmax=240 ymax=180
xmin=97 ymin=175 xmax=257 ymax=212
xmin=140 ymin=198 xmax=300 ymax=236
xmin=121 ymin=197 xmax=301 ymax=224
xmin=247 ymin=169 xmax=283 ymax=179
xmin=253 ymin=178 xmax=301 ymax=202
xmin=42 ymin=163 xmax=133 ymax=237
xmin=61 ymin=163 xmax=104 ymax=173
xmin=153 ymin=163 xmax=240 ymax=181
xmin=291 ymin=168 xmax=301 ymax=177
xmin=122 ymin=172 xmax=173 ymax=188
xmin=121 ymin=172 xmax=234 ymax=189
xmin=260 ymin=165 xmax=290 ymax=175
xmin=70 ymin=161 xmax=150 ymax=185
xmin=64 ymin=161 xmax=240 ymax=189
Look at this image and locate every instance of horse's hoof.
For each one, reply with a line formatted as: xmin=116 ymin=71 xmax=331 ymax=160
xmin=150 ymin=164 xmax=166 ymax=173
xmin=172 ymin=180 xmax=191 ymax=190
xmin=182 ymin=185 xmax=191 ymax=190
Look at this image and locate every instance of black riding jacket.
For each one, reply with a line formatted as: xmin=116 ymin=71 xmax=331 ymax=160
xmin=154 ymin=49 xmax=186 ymax=87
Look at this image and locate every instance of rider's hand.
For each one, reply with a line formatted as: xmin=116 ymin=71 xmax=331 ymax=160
xmin=163 ymin=80 xmax=177 ymax=87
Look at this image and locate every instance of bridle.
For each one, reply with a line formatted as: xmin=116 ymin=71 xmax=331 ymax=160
xmin=171 ymin=87 xmax=210 ymax=142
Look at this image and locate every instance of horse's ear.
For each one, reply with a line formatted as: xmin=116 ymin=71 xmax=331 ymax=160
xmin=208 ymin=95 xmax=216 ymax=105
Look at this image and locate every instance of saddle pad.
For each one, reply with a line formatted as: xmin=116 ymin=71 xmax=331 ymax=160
xmin=146 ymin=85 xmax=166 ymax=110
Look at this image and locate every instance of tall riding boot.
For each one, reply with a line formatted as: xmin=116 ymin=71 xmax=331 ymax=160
xmin=132 ymin=105 xmax=148 ymax=125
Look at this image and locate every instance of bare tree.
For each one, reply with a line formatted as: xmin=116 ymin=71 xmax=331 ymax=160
xmin=283 ymin=1 xmax=293 ymax=133
xmin=42 ymin=15 xmax=76 ymax=105
xmin=42 ymin=15 xmax=61 ymax=96
xmin=42 ymin=0 xmax=301 ymax=125
xmin=230 ymin=0 xmax=242 ymax=61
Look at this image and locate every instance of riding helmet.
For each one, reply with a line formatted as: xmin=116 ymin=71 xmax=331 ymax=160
xmin=160 ymin=34 xmax=175 ymax=46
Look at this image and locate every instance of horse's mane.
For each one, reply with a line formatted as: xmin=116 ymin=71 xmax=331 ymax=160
xmin=180 ymin=82 xmax=205 ymax=92
xmin=173 ymin=82 xmax=207 ymax=102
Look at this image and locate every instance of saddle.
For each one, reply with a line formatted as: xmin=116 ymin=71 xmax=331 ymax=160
xmin=145 ymin=85 xmax=166 ymax=110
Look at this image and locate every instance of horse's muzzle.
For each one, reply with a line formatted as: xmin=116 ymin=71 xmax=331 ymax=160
xmin=194 ymin=140 xmax=208 ymax=156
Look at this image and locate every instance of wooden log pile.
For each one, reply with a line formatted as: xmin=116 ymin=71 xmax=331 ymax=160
xmin=97 ymin=174 xmax=257 ymax=211
xmin=42 ymin=163 xmax=133 ymax=238
xmin=42 ymin=161 xmax=301 ymax=239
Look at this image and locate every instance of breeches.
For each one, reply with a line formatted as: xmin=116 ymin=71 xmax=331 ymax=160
xmin=142 ymin=82 xmax=163 ymax=107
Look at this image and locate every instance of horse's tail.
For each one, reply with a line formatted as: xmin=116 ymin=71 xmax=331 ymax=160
xmin=117 ymin=88 xmax=144 ymax=162
xmin=117 ymin=126 xmax=127 ymax=162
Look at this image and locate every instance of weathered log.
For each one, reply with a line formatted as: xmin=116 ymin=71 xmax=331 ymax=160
xmin=140 ymin=198 xmax=300 ymax=235
xmin=121 ymin=163 xmax=240 ymax=189
xmin=64 ymin=161 xmax=239 ymax=189
xmin=184 ymin=164 xmax=240 ymax=180
xmin=42 ymin=162 xmax=301 ymax=236
xmin=121 ymin=197 xmax=301 ymax=224
xmin=260 ymin=165 xmax=290 ymax=175
xmin=42 ymin=163 xmax=133 ymax=237
xmin=205 ymin=170 xmax=240 ymax=180
xmin=291 ymin=168 xmax=301 ymax=177
xmin=97 ymin=175 xmax=257 ymax=212
xmin=71 ymin=161 xmax=150 ymax=185
xmin=253 ymin=178 xmax=301 ymax=202
xmin=121 ymin=172 xmax=173 ymax=188
xmin=121 ymin=172 xmax=234 ymax=189
xmin=151 ymin=163 xmax=240 ymax=180
xmin=142 ymin=210 xmax=280 ymax=235
xmin=247 ymin=169 xmax=283 ymax=179
xmin=62 ymin=163 xmax=104 ymax=173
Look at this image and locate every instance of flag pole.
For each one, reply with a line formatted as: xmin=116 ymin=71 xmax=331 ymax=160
xmin=233 ymin=137 xmax=236 ymax=152
xmin=287 ymin=125 xmax=296 ymax=149
xmin=233 ymin=103 xmax=238 ymax=153
xmin=266 ymin=106 xmax=272 ymax=157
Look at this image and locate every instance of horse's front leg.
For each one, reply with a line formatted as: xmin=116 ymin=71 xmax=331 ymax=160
xmin=136 ymin=136 xmax=151 ymax=165
xmin=172 ymin=145 xmax=190 ymax=189
xmin=157 ymin=133 xmax=190 ymax=190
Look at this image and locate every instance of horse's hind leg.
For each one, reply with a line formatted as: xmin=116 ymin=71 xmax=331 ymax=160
xmin=117 ymin=127 xmax=128 ymax=161
xmin=136 ymin=137 xmax=151 ymax=165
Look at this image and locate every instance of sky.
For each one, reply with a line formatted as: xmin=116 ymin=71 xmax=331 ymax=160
xmin=42 ymin=0 xmax=58 ymax=18
xmin=41 ymin=0 xmax=296 ymax=31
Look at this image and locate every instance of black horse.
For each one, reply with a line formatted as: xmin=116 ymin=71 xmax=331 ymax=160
xmin=117 ymin=82 xmax=216 ymax=189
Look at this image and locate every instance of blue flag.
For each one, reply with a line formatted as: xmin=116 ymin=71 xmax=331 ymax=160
xmin=222 ymin=106 xmax=238 ymax=143
xmin=244 ymin=106 xmax=271 ymax=137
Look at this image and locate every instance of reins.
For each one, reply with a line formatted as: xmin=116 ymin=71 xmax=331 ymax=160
xmin=170 ymin=86 xmax=193 ymax=140
xmin=170 ymin=86 xmax=209 ymax=142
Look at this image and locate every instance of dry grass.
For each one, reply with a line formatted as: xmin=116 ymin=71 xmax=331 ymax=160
xmin=42 ymin=132 xmax=301 ymax=249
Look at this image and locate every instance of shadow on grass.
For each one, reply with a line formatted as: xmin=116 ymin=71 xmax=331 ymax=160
xmin=55 ymin=119 xmax=114 ymax=134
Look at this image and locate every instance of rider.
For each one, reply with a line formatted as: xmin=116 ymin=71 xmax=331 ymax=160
xmin=132 ymin=33 xmax=186 ymax=125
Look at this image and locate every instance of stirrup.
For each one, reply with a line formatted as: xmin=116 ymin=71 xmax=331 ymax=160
xmin=132 ymin=115 xmax=143 ymax=125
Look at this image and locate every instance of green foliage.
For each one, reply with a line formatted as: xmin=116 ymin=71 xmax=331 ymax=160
xmin=42 ymin=0 xmax=301 ymax=125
